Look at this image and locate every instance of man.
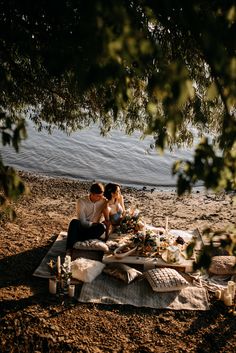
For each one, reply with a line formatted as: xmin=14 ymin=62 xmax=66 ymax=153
xmin=66 ymin=182 xmax=110 ymax=253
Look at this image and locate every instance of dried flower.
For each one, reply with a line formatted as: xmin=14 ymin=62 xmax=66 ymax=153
xmin=47 ymin=255 xmax=72 ymax=286
xmin=117 ymin=208 xmax=142 ymax=234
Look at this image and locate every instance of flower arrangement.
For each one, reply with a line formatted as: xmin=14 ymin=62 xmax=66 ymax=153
xmin=117 ymin=207 xmax=145 ymax=234
xmin=131 ymin=230 xmax=159 ymax=255
xmin=48 ymin=255 xmax=72 ymax=292
xmin=61 ymin=255 xmax=72 ymax=286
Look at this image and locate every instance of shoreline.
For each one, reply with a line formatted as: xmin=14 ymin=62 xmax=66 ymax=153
xmin=16 ymin=167 xmax=206 ymax=193
xmin=15 ymin=170 xmax=236 ymax=232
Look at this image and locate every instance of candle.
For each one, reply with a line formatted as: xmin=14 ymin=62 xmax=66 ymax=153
xmin=68 ymin=284 xmax=75 ymax=297
xmin=224 ymin=293 xmax=233 ymax=306
xmin=49 ymin=278 xmax=57 ymax=294
xmin=215 ymin=290 xmax=222 ymax=300
xmin=156 ymin=232 xmax=160 ymax=248
xmin=165 ymin=217 xmax=168 ymax=233
xmin=228 ymin=281 xmax=235 ymax=299
xmin=57 ymin=256 xmax=61 ymax=276
xmin=165 ymin=216 xmax=170 ymax=241
xmin=223 ymin=288 xmax=229 ymax=300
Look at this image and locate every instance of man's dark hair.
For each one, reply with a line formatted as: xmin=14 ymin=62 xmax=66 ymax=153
xmin=90 ymin=182 xmax=104 ymax=194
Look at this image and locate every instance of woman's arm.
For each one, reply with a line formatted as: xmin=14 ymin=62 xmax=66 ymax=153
xmin=119 ymin=194 xmax=125 ymax=214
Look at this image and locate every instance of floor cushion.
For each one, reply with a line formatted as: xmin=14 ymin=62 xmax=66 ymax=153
xmin=209 ymin=256 xmax=236 ymax=275
xmin=71 ymin=258 xmax=105 ymax=283
xmin=144 ymin=267 xmax=189 ymax=292
xmin=103 ymin=263 xmax=142 ymax=284
xmin=73 ymin=239 xmax=109 ymax=253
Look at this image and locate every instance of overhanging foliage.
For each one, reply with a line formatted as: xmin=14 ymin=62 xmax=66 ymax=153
xmin=0 ymin=1 xmax=235 ymax=225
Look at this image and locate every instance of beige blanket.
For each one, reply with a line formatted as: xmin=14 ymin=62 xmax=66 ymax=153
xmin=33 ymin=232 xmax=209 ymax=310
xmin=33 ymin=232 xmax=67 ymax=278
xmin=78 ymin=273 xmax=209 ymax=310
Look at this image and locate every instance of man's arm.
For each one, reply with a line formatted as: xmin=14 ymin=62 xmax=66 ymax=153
xmin=76 ymin=199 xmax=92 ymax=228
xmin=102 ymin=201 xmax=111 ymax=240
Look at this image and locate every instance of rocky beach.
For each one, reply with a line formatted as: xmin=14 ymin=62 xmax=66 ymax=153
xmin=0 ymin=171 xmax=235 ymax=352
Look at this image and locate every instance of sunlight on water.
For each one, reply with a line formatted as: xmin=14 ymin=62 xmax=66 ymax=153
xmin=1 ymin=120 xmax=199 ymax=189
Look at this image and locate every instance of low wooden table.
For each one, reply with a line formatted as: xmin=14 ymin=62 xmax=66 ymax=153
xmin=102 ymin=253 xmax=194 ymax=272
xmin=102 ymin=228 xmax=203 ymax=273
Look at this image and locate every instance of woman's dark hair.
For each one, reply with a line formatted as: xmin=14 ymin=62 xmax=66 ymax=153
xmin=104 ymin=183 xmax=120 ymax=200
xmin=90 ymin=182 xmax=104 ymax=194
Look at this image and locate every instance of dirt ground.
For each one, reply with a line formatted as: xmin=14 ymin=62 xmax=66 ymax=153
xmin=0 ymin=171 xmax=235 ymax=353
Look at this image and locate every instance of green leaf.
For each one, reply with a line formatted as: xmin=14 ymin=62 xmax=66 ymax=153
xmin=206 ymin=82 xmax=218 ymax=101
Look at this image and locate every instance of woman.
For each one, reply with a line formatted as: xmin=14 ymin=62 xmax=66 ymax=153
xmin=104 ymin=183 xmax=125 ymax=225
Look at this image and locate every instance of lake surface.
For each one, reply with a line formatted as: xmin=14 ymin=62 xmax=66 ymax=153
xmin=1 ymin=120 xmax=200 ymax=190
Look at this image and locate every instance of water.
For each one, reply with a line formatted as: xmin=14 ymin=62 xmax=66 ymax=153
xmin=1 ymin=120 xmax=199 ymax=190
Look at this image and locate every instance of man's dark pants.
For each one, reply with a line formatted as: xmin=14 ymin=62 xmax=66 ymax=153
xmin=66 ymin=219 xmax=106 ymax=250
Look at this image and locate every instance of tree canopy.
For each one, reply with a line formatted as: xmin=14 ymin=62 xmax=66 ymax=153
xmin=0 ymin=0 xmax=236 ymax=213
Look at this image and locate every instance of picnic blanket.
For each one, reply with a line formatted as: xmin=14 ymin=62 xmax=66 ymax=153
xmin=33 ymin=232 xmax=66 ymax=278
xmin=33 ymin=232 xmax=210 ymax=310
xmin=33 ymin=231 xmax=103 ymax=278
xmin=78 ymin=273 xmax=209 ymax=310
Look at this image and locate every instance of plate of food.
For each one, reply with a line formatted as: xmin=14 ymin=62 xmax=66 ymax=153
xmin=113 ymin=244 xmax=137 ymax=259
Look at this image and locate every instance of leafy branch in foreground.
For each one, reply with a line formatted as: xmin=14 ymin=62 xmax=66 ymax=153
xmin=173 ymin=138 xmax=236 ymax=195
xmin=186 ymin=228 xmax=236 ymax=272
xmin=0 ymin=162 xmax=27 ymax=220
xmin=0 ymin=116 xmax=28 ymax=219
xmin=0 ymin=1 xmax=235 ymax=244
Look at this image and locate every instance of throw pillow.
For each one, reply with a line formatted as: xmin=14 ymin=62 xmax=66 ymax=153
xmin=209 ymin=256 xmax=236 ymax=275
xmin=73 ymin=239 xmax=109 ymax=253
xmin=71 ymin=258 xmax=105 ymax=283
xmin=144 ymin=267 xmax=189 ymax=292
xmin=103 ymin=263 xmax=142 ymax=284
